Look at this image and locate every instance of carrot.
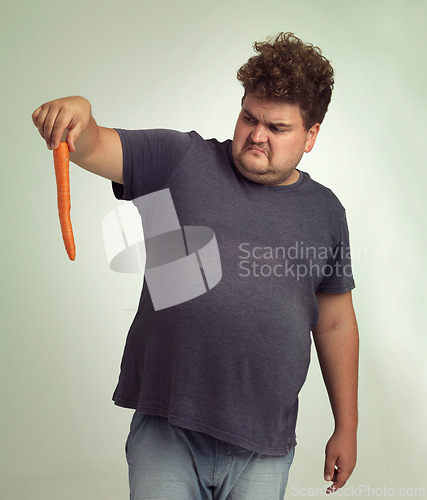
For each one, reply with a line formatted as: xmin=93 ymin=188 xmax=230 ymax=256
xmin=53 ymin=141 xmax=76 ymax=260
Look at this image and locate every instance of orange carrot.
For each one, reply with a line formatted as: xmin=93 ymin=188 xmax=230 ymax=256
xmin=53 ymin=142 xmax=76 ymax=260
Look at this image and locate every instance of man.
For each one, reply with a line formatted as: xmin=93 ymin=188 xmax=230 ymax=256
xmin=33 ymin=32 xmax=358 ymax=499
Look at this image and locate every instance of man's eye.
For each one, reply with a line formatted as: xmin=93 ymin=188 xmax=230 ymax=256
xmin=243 ymin=116 xmax=254 ymax=123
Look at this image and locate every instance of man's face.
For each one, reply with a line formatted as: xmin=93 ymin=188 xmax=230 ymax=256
xmin=232 ymin=93 xmax=320 ymax=186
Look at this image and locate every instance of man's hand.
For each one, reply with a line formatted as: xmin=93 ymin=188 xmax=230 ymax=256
xmin=32 ymin=96 xmax=123 ymax=183
xmin=324 ymin=428 xmax=357 ymax=494
xmin=32 ymin=96 xmax=92 ymax=152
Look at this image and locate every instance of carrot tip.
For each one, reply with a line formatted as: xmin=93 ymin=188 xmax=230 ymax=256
xmin=66 ymin=245 xmax=76 ymax=261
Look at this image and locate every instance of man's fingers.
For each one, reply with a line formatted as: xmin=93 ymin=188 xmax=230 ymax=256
xmin=32 ymin=103 xmax=60 ymax=150
xmin=31 ymin=106 xmax=42 ymax=126
xmin=326 ymin=466 xmax=351 ymax=494
xmin=32 ymin=98 xmax=88 ymax=153
xmin=32 ymin=105 xmax=50 ymax=147
xmin=45 ymin=108 xmax=63 ymax=149
xmin=50 ymin=108 xmax=72 ymax=151
xmin=324 ymin=456 xmax=336 ymax=481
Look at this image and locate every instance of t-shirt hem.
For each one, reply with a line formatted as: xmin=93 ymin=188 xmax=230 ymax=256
xmin=113 ymin=396 xmax=296 ymax=456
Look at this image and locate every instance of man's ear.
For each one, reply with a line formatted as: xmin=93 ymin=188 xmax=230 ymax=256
xmin=304 ymin=123 xmax=320 ymax=153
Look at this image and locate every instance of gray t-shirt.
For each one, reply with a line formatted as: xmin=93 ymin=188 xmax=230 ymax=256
xmin=111 ymin=129 xmax=355 ymax=455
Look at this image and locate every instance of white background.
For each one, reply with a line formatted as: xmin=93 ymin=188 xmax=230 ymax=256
xmin=1 ymin=0 xmax=426 ymax=498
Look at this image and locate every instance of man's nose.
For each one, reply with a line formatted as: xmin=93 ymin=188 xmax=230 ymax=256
xmin=250 ymin=124 xmax=268 ymax=143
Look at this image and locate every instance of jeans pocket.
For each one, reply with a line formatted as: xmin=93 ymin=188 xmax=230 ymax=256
xmin=126 ymin=411 xmax=150 ymax=461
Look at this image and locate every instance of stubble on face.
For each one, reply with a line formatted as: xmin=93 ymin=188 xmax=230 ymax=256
xmin=233 ymin=142 xmax=301 ymax=186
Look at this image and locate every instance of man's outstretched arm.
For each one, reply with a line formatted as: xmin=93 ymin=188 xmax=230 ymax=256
xmin=312 ymin=290 xmax=359 ymax=494
xmin=32 ymin=96 xmax=123 ymax=184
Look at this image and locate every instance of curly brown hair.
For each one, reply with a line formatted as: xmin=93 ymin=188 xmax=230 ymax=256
xmin=237 ymin=32 xmax=334 ymax=130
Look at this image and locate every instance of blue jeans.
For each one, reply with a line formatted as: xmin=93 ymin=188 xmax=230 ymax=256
xmin=125 ymin=412 xmax=295 ymax=500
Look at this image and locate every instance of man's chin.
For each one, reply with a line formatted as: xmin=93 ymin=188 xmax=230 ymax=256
xmin=234 ymin=158 xmax=298 ymax=186
xmin=235 ymin=161 xmax=271 ymax=183
xmin=236 ymin=156 xmax=270 ymax=175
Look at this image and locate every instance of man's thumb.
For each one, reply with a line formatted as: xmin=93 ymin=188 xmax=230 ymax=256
xmin=65 ymin=128 xmax=79 ymax=153
xmin=324 ymin=459 xmax=336 ymax=481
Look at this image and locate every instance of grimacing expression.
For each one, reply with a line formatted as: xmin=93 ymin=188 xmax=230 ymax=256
xmin=232 ymin=93 xmax=320 ymax=186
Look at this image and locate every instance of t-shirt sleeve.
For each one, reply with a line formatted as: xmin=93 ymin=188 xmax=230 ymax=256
xmin=111 ymin=128 xmax=192 ymax=200
xmin=316 ymin=212 xmax=356 ymax=294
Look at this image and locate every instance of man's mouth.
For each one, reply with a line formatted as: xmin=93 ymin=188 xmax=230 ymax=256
xmin=245 ymin=146 xmax=268 ymax=157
